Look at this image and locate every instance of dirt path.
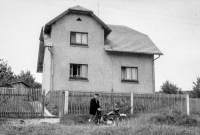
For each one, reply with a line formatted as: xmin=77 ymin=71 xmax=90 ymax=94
xmin=7 ymin=118 xmax=60 ymax=127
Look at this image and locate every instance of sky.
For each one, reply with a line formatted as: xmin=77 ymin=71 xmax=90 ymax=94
xmin=0 ymin=0 xmax=200 ymax=91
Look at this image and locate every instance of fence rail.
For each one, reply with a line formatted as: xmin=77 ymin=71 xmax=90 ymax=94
xmin=0 ymin=87 xmax=45 ymax=118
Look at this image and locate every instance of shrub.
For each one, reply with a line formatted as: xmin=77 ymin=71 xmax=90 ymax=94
xmin=45 ymin=100 xmax=59 ymax=116
xmin=0 ymin=118 xmax=7 ymax=125
xmin=149 ymin=111 xmax=198 ymax=127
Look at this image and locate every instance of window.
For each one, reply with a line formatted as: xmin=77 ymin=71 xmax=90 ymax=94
xmin=70 ymin=64 xmax=88 ymax=80
xmin=70 ymin=32 xmax=88 ymax=45
xmin=121 ymin=67 xmax=138 ymax=82
xmin=76 ymin=18 xmax=82 ymax=21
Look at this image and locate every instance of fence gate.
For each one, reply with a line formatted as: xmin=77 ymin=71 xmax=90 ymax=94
xmin=0 ymin=87 xmax=45 ymax=118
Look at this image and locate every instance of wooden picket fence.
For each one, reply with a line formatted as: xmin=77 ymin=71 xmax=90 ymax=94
xmin=0 ymin=87 xmax=45 ymax=118
xmin=190 ymin=98 xmax=200 ymax=114
xmin=46 ymin=90 xmax=189 ymax=117
xmin=132 ymin=93 xmax=187 ymax=114
xmin=68 ymin=91 xmax=131 ymax=114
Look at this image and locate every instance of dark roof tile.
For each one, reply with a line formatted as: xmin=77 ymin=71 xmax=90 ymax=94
xmin=104 ymin=25 xmax=163 ymax=55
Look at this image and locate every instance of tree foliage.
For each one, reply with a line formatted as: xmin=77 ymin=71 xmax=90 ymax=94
xmin=161 ymin=80 xmax=182 ymax=94
xmin=190 ymin=77 xmax=200 ymax=98
xmin=16 ymin=70 xmax=41 ymax=89
xmin=0 ymin=59 xmax=14 ymax=87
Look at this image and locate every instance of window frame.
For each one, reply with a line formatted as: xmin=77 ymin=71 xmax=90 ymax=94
xmin=121 ymin=66 xmax=139 ymax=83
xmin=70 ymin=31 xmax=88 ymax=46
xmin=69 ymin=63 xmax=88 ymax=80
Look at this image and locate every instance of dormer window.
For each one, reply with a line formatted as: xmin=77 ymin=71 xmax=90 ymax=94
xmin=70 ymin=32 xmax=88 ymax=46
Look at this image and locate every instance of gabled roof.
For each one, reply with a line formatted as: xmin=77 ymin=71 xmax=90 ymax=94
xmin=104 ymin=25 xmax=163 ymax=55
xmin=10 ymin=79 xmax=31 ymax=88
xmin=44 ymin=5 xmax=111 ymax=38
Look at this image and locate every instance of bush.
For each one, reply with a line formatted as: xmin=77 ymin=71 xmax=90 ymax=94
xmin=149 ymin=111 xmax=198 ymax=127
xmin=0 ymin=119 xmax=7 ymax=125
xmin=45 ymin=101 xmax=59 ymax=116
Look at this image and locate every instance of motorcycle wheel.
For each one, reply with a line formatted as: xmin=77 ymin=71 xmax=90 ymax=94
xmin=119 ymin=116 xmax=127 ymax=124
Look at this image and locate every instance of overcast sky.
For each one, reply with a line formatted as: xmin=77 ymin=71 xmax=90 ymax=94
xmin=0 ymin=0 xmax=200 ymax=91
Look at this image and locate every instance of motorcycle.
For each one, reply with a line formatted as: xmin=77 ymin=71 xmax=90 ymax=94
xmin=92 ymin=108 xmax=127 ymax=125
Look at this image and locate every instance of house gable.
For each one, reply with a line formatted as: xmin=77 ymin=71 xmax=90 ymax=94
xmin=44 ymin=5 xmax=111 ymax=39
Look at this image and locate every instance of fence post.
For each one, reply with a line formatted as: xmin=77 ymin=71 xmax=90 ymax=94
xmin=42 ymin=90 xmax=45 ymax=117
xmin=131 ymin=93 xmax=133 ymax=114
xmin=64 ymin=90 xmax=69 ymax=114
xmin=186 ymin=94 xmax=190 ymax=115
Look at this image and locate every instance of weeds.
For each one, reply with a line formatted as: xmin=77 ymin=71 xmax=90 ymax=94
xmin=1 ymin=111 xmax=200 ymax=135
xmin=149 ymin=110 xmax=199 ymax=127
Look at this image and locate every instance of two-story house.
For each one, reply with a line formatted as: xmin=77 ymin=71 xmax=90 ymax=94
xmin=37 ymin=5 xmax=163 ymax=94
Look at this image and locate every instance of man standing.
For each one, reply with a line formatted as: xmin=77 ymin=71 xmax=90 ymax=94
xmin=89 ymin=93 xmax=100 ymax=122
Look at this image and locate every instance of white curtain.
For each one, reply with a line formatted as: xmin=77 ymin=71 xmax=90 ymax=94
xmin=81 ymin=65 xmax=88 ymax=78
xmin=126 ymin=68 xmax=132 ymax=80
xmin=131 ymin=68 xmax=137 ymax=80
xmin=76 ymin=33 xmax=81 ymax=44
xmin=82 ymin=34 xmax=88 ymax=44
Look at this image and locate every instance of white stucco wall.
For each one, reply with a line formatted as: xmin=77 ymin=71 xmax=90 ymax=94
xmin=47 ymin=13 xmax=154 ymax=93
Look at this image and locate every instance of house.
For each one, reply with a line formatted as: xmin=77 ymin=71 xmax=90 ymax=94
xmin=11 ymin=79 xmax=31 ymax=89
xmin=37 ymin=5 xmax=163 ymax=94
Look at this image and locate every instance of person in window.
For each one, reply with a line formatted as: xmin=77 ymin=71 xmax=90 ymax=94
xmin=89 ymin=93 xmax=100 ymax=122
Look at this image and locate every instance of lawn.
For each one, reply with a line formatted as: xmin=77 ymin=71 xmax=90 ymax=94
xmin=0 ymin=110 xmax=200 ymax=135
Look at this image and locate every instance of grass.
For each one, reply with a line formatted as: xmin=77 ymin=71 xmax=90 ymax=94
xmin=1 ymin=111 xmax=200 ymax=135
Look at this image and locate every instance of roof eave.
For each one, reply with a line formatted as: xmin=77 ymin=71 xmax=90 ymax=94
xmin=44 ymin=9 xmax=112 ymax=37
xmin=37 ymin=27 xmax=45 ymax=73
xmin=105 ymin=48 xmax=163 ymax=55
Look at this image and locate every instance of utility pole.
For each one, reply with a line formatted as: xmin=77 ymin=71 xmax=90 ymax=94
xmin=98 ymin=1 xmax=99 ymax=17
xmin=111 ymin=55 xmax=114 ymax=109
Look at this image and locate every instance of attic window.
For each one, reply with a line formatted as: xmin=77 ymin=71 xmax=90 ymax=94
xmin=70 ymin=32 xmax=88 ymax=45
xmin=77 ymin=18 xmax=82 ymax=21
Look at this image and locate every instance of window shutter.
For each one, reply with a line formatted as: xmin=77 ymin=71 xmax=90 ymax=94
xmin=82 ymin=34 xmax=88 ymax=44
xmin=126 ymin=68 xmax=132 ymax=80
xmin=76 ymin=33 xmax=81 ymax=44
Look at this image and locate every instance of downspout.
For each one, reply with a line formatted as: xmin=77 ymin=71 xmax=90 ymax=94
xmin=48 ymin=47 xmax=54 ymax=91
xmin=111 ymin=51 xmax=114 ymax=109
xmin=152 ymin=55 xmax=160 ymax=92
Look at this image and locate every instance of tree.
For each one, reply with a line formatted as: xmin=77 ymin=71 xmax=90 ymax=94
xmin=16 ymin=70 xmax=42 ymax=89
xmin=190 ymin=77 xmax=200 ymax=98
xmin=161 ymin=80 xmax=182 ymax=94
xmin=0 ymin=59 xmax=14 ymax=87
